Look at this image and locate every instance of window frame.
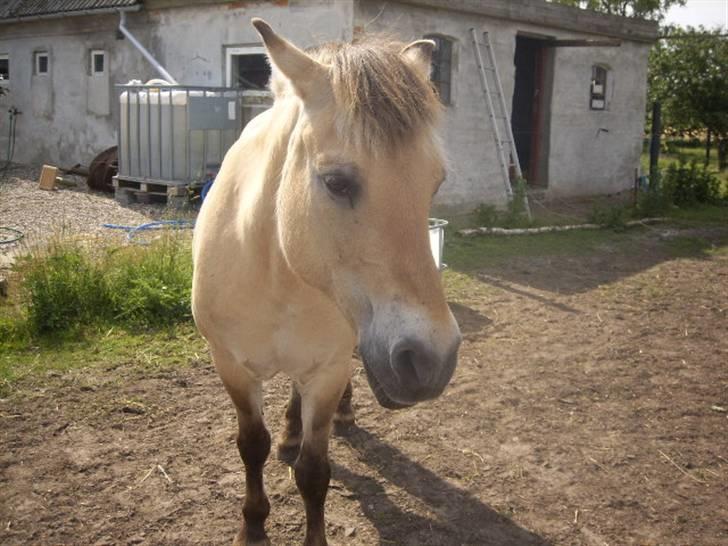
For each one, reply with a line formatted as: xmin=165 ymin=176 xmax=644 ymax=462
xmin=424 ymin=34 xmax=455 ymax=106
xmin=0 ymin=53 xmax=9 ymax=85
xmin=34 ymin=51 xmax=49 ymax=76
xmin=590 ymin=64 xmax=609 ymax=111
xmin=224 ymin=45 xmax=270 ymax=91
xmin=90 ymin=49 xmax=106 ymax=76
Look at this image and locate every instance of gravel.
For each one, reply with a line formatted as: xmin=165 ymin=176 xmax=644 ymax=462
xmin=0 ymin=164 xmax=182 ymax=268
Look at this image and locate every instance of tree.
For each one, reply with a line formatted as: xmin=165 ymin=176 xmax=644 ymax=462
xmin=551 ymin=0 xmax=685 ymax=20
xmin=648 ymin=26 xmax=728 ymax=169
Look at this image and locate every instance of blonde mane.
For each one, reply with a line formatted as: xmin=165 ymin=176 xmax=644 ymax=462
xmin=272 ymin=37 xmax=443 ymax=151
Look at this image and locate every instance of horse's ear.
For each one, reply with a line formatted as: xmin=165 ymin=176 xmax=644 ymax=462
xmin=252 ymin=18 xmax=327 ymax=100
xmin=401 ymin=39 xmax=436 ymax=79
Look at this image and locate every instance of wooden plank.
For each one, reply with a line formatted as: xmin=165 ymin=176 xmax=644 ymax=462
xmin=134 ymin=190 xmax=167 ymax=197
xmin=167 ymin=185 xmax=188 ymax=197
xmin=38 ymin=165 xmax=58 ymax=191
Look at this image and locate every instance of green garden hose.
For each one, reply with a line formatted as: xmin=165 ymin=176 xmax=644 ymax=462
xmin=0 ymin=227 xmax=23 ymax=245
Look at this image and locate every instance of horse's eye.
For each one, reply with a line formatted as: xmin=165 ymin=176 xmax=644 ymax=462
xmin=322 ymin=173 xmax=359 ymax=208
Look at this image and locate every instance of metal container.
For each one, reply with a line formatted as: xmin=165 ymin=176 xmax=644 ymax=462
xmin=117 ymin=82 xmax=272 ymax=185
xmin=429 ymin=218 xmax=448 ymax=270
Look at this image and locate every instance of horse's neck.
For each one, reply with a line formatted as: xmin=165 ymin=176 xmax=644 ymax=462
xmin=234 ymin=98 xmax=304 ymax=287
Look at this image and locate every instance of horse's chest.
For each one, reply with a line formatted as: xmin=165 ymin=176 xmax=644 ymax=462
xmin=233 ymin=303 xmax=354 ymax=381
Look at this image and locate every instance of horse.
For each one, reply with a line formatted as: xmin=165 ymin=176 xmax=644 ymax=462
xmin=192 ymin=18 xmax=461 ymax=546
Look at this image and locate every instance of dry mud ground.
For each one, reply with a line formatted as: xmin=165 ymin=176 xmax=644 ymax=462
xmin=1 ymin=225 xmax=727 ymax=546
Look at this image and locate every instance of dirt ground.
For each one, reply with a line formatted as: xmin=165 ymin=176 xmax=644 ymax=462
xmin=1 ymin=223 xmax=727 ymax=545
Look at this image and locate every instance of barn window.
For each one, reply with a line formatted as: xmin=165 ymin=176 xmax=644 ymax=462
xmin=425 ymin=35 xmax=453 ymax=105
xmin=91 ymin=50 xmax=106 ymax=75
xmin=225 ymin=46 xmax=270 ymax=91
xmin=34 ymin=51 xmax=49 ymax=75
xmin=590 ymin=64 xmax=608 ymax=110
xmin=0 ymin=54 xmax=8 ymax=83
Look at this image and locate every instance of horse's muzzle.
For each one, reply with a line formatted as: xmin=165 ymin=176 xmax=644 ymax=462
xmin=360 ymin=335 xmax=460 ymax=409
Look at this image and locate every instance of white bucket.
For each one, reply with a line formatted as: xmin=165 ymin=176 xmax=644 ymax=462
xmin=428 ymin=218 xmax=448 ymax=271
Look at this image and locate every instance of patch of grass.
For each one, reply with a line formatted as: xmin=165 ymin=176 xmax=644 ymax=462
xmin=444 ymin=228 xmax=629 ymax=271
xmin=16 ymin=241 xmax=110 ymax=336
xmin=588 ymin=203 xmax=628 ymax=229
xmin=664 ymin=235 xmax=728 ymax=258
xmin=8 ymin=232 xmax=193 ymax=338
xmin=442 ymin=270 xmax=495 ymax=302
xmin=667 ymin=204 xmax=728 ymax=225
xmin=0 ymin=324 xmax=206 ymax=396
xmin=641 ymin=142 xmax=728 ymax=189
xmin=107 ymin=236 xmax=193 ymax=328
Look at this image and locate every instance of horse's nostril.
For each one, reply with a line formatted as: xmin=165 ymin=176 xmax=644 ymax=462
xmin=390 ymin=341 xmax=432 ymax=388
xmin=393 ymin=347 xmax=419 ymax=384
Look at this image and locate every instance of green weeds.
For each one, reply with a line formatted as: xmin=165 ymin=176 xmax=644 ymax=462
xmin=5 ymin=232 xmax=193 ymax=340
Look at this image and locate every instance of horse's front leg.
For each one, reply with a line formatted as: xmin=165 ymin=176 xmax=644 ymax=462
xmin=279 ymin=380 xmax=353 ymax=463
xmin=295 ymin=368 xmax=351 ymax=546
xmin=214 ymin=350 xmax=271 ymax=546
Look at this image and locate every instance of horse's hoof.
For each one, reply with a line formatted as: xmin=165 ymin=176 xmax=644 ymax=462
xmin=233 ymin=531 xmax=271 ymax=546
xmin=276 ymin=440 xmax=300 ymax=466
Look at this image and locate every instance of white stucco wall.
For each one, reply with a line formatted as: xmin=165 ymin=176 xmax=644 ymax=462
xmin=0 ymin=0 xmax=651 ymax=210
xmin=147 ymin=0 xmax=354 ymax=87
xmin=354 ymin=0 xmax=653 ymax=211
xmin=548 ymin=40 xmax=650 ymax=197
xmin=0 ymin=1 xmax=354 ymax=168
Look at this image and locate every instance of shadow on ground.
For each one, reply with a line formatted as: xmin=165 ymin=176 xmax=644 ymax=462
xmin=446 ymin=224 xmax=728 ymax=296
xmin=333 ymin=425 xmax=547 ymax=546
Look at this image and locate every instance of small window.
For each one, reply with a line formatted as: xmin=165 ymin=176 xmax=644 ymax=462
xmin=0 ymin=54 xmax=8 ymax=83
xmin=225 ymin=46 xmax=270 ymax=90
xmin=590 ymin=64 xmax=608 ymax=110
xmin=35 ymin=52 xmax=49 ymax=75
xmin=425 ymin=35 xmax=453 ymax=105
xmin=91 ymin=50 xmax=106 ymax=75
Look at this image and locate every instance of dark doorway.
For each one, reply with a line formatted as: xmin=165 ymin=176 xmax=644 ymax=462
xmin=511 ymin=35 xmax=553 ymax=186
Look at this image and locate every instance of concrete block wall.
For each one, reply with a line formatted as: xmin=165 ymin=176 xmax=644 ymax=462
xmin=0 ymin=0 xmax=651 ymax=211
xmin=355 ymin=0 xmax=512 ymax=212
xmin=548 ymin=39 xmax=650 ymax=197
xmin=354 ymin=0 xmax=652 ymax=212
xmin=0 ymin=13 xmax=155 ymax=167
xmin=0 ymin=1 xmax=355 ymax=168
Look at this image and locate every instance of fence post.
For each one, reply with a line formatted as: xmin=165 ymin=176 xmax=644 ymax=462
xmin=649 ymin=101 xmax=661 ymax=189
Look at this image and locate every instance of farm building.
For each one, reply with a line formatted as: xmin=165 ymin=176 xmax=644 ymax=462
xmin=0 ymin=0 xmax=658 ymax=212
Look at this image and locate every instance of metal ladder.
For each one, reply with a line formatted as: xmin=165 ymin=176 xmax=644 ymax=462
xmin=470 ymin=28 xmax=532 ymax=220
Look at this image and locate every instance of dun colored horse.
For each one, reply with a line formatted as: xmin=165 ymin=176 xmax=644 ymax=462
xmin=192 ymin=18 xmax=461 ymax=546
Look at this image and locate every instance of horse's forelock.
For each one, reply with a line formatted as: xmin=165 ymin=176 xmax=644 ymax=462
xmin=324 ymin=39 xmax=442 ymax=151
xmin=267 ymin=38 xmax=438 ymax=152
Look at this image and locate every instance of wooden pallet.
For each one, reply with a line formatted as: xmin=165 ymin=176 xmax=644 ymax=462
xmin=112 ymin=176 xmax=188 ymax=207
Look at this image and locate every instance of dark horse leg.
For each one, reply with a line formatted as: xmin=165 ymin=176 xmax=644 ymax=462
xmin=333 ymin=380 xmax=355 ymax=434
xmin=279 ymin=380 xmax=354 ymax=464
xmin=277 ymin=383 xmax=303 ymax=466
xmin=216 ymin=350 xmax=271 ymax=546
xmin=284 ymin=372 xmax=349 ymax=546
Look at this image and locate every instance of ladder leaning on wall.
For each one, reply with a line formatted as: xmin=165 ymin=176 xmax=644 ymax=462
xmin=470 ymin=28 xmax=532 ymax=221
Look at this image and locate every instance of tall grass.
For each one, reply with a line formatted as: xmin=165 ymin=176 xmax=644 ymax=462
xmin=10 ymin=233 xmax=193 ymax=338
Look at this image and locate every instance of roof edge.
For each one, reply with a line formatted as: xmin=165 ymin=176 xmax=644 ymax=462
xmin=0 ymin=5 xmax=141 ymax=25
xmin=392 ymin=0 xmax=659 ymax=43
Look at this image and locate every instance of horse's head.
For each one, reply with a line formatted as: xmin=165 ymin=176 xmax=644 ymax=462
xmin=253 ymin=19 xmax=460 ymax=409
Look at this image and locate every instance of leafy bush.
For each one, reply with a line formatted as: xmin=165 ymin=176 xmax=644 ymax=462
xmin=662 ymin=159 xmax=723 ymax=206
xmin=108 ymin=236 xmax=192 ymax=328
xmin=13 ymin=233 xmax=193 ymax=337
xmin=18 ymin=242 xmax=110 ymax=335
xmin=474 ymin=178 xmax=532 ymax=228
xmin=475 ymin=204 xmax=500 ymax=227
xmin=588 ymin=203 xmax=627 ymax=229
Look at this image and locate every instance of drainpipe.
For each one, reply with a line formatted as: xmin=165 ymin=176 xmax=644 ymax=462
xmin=118 ymin=10 xmax=178 ymax=85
